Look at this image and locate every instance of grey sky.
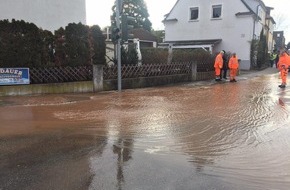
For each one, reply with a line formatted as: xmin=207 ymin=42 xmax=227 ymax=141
xmin=86 ymin=0 xmax=290 ymax=42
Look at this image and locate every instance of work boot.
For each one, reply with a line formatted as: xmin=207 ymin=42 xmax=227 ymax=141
xmin=278 ymin=84 xmax=286 ymax=88
xmin=215 ymin=78 xmax=221 ymax=81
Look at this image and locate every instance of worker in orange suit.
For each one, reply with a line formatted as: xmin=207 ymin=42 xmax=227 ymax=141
xmin=277 ymin=49 xmax=290 ymax=88
xmin=214 ymin=51 xmax=224 ymax=81
xmin=228 ymin=53 xmax=239 ymax=82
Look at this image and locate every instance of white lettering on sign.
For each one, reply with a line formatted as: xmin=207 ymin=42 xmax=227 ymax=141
xmin=0 ymin=68 xmax=22 ymax=76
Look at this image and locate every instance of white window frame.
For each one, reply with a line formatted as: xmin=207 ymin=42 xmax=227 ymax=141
xmin=189 ymin=7 xmax=199 ymax=21
xmin=212 ymin=4 xmax=222 ymax=19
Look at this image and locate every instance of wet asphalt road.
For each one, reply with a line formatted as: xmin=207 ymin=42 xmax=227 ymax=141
xmin=0 ymin=68 xmax=290 ymax=190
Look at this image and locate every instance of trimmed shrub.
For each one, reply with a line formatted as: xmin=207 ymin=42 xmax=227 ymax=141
xmin=141 ymin=48 xmax=168 ymax=64
xmin=0 ymin=19 xmax=43 ymax=67
xmin=0 ymin=20 xmax=106 ymax=67
xmin=90 ymin=25 xmax=106 ymax=65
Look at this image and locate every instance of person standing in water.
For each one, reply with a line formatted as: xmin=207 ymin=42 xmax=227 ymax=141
xmin=228 ymin=53 xmax=239 ymax=82
xmin=277 ymin=49 xmax=290 ymax=88
xmin=214 ymin=51 xmax=224 ymax=81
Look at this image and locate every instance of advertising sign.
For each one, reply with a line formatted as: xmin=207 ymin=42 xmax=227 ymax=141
xmin=0 ymin=68 xmax=30 ymax=85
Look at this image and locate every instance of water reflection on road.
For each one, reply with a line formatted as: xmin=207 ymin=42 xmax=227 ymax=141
xmin=0 ymin=69 xmax=290 ymax=190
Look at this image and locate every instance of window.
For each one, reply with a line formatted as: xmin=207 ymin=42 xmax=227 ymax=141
xmin=190 ymin=7 xmax=199 ymax=20
xmin=212 ymin=5 xmax=222 ymax=18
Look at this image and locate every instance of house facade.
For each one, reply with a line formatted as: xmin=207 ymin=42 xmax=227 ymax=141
xmin=103 ymin=27 xmax=158 ymax=65
xmin=0 ymin=0 xmax=86 ymax=32
xmin=273 ymin=31 xmax=286 ymax=51
xmin=163 ymin=0 xmax=275 ymax=70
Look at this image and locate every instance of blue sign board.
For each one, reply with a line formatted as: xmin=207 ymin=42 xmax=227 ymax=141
xmin=0 ymin=68 xmax=30 ymax=85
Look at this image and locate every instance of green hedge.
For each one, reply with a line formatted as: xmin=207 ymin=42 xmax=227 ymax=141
xmin=0 ymin=19 xmax=106 ymax=67
xmin=141 ymin=48 xmax=214 ymax=71
xmin=141 ymin=48 xmax=168 ymax=64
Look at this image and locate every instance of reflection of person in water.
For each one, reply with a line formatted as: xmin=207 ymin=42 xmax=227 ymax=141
xmin=278 ymin=98 xmax=285 ymax=107
xmin=113 ymin=138 xmax=133 ymax=190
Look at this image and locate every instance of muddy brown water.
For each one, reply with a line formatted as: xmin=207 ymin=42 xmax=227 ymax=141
xmin=0 ymin=69 xmax=290 ymax=190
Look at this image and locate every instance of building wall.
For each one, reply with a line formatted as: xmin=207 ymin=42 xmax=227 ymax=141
xmin=0 ymin=0 xmax=86 ymax=32
xmin=267 ymin=20 xmax=275 ymax=52
xmin=273 ymin=31 xmax=286 ymax=50
xmin=164 ymin=0 xmax=268 ymax=70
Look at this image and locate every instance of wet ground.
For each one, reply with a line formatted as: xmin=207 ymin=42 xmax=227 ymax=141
xmin=0 ymin=68 xmax=290 ymax=190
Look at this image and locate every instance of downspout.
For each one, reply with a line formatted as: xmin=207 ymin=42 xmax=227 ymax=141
xmin=252 ymin=16 xmax=255 ymax=40
xmin=252 ymin=4 xmax=261 ymax=40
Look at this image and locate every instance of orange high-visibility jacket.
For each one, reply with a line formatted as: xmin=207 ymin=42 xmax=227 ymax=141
xmin=228 ymin=56 xmax=239 ymax=69
xmin=214 ymin=53 xmax=223 ymax=69
xmin=278 ymin=53 xmax=290 ymax=70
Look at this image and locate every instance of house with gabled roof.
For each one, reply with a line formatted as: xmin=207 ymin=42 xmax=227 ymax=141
xmin=104 ymin=27 xmax=158 ymax=65
xmin=162 ymin=0 xmax=276 ymax=70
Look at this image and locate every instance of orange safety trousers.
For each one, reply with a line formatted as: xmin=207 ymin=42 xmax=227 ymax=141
xmin=277 ymin=53 xmax=290 ymax=85
xmin=215 ymin=68 xmax=221 ymax=77
xmin=280 ymin=68 xmax=288 ymax=84
xmin=230 ymin=69 xmax=238 ymax=80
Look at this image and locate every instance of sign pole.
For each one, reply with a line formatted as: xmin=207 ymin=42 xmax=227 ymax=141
xmin=116 ymin=0 xmax=122 ymax=92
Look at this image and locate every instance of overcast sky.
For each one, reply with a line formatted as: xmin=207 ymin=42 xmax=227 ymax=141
xmin=86 ymin=0 xmax=290 ymax=42
xmin=263 ymin=0 xmax=290 ymax=42
xmin=86 ymin=0 xmax=176 ymax=30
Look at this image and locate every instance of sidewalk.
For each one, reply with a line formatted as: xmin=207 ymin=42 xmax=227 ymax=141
xmin=239 ymin=67 xmax=278 ymax=78
xmin=185 ymin=67 xmax=279 ymax=87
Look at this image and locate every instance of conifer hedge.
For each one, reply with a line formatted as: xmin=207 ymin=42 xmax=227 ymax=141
xmin=0 ymin=19 xmax=106 ymax=68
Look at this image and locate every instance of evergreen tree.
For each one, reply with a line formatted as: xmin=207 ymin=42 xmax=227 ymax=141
xmin=39 ymin=29 xmax=54 ymax=66
xmin=121 ymin=44 xmax=138 ymax=65
xmin=250 ymin=39 xmax=258 ymax=69
xmin=0 ymin=19 xmax=42 ymax=67
xmin=257 ymin=29 xmax=268 ymax=68
xmin=54 ymin=27 xmax=66 ymax=66
xmin=111 ymin=0 xmax=152 ymax=32
xmin=152 ymin=29 xmax=165 ymax=43
xmin=90 ymin=25 xmax=106 ymax=65
xmin=64 ymin=23 xmax=90 ymax=66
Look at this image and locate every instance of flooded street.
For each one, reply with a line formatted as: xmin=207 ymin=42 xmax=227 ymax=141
xmin=0 ymin=68 xmax=290 ymax=190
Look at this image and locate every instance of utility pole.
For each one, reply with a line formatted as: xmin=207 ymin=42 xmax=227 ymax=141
xmin=116 ymin=0 xmax=122 ymax=91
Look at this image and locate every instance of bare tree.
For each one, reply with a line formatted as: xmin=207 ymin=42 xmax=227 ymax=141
xmin=273 ymin=13 xmax=289 ymax=31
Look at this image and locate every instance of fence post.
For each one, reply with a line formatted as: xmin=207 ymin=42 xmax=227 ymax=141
xmin=167 ymin=43 xmax=173 ymax=64
xmin=93 ymin=64 xmax=103 ymax=92
xmin=191 ymin=62 xmax=197 ymax=81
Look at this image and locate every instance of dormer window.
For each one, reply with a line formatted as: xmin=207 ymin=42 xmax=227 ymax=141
xmin=190 ymin=7 xmax=199 ymax=20
xmin=212 ymin=5 xmax=222 ymax=18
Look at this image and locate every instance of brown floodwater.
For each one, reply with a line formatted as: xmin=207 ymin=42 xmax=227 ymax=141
xmin=0 ymin=68 xmax=289 ymax=190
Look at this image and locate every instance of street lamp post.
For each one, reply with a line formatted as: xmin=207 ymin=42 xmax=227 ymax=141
xmin=116 ymin=0 xmax=122 ymax=91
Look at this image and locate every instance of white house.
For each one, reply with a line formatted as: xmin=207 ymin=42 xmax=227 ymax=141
xmin=163 ymin=0 xmax=275 ymax=70
xmin=0 ymin=0 xmax=86 ymax=32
